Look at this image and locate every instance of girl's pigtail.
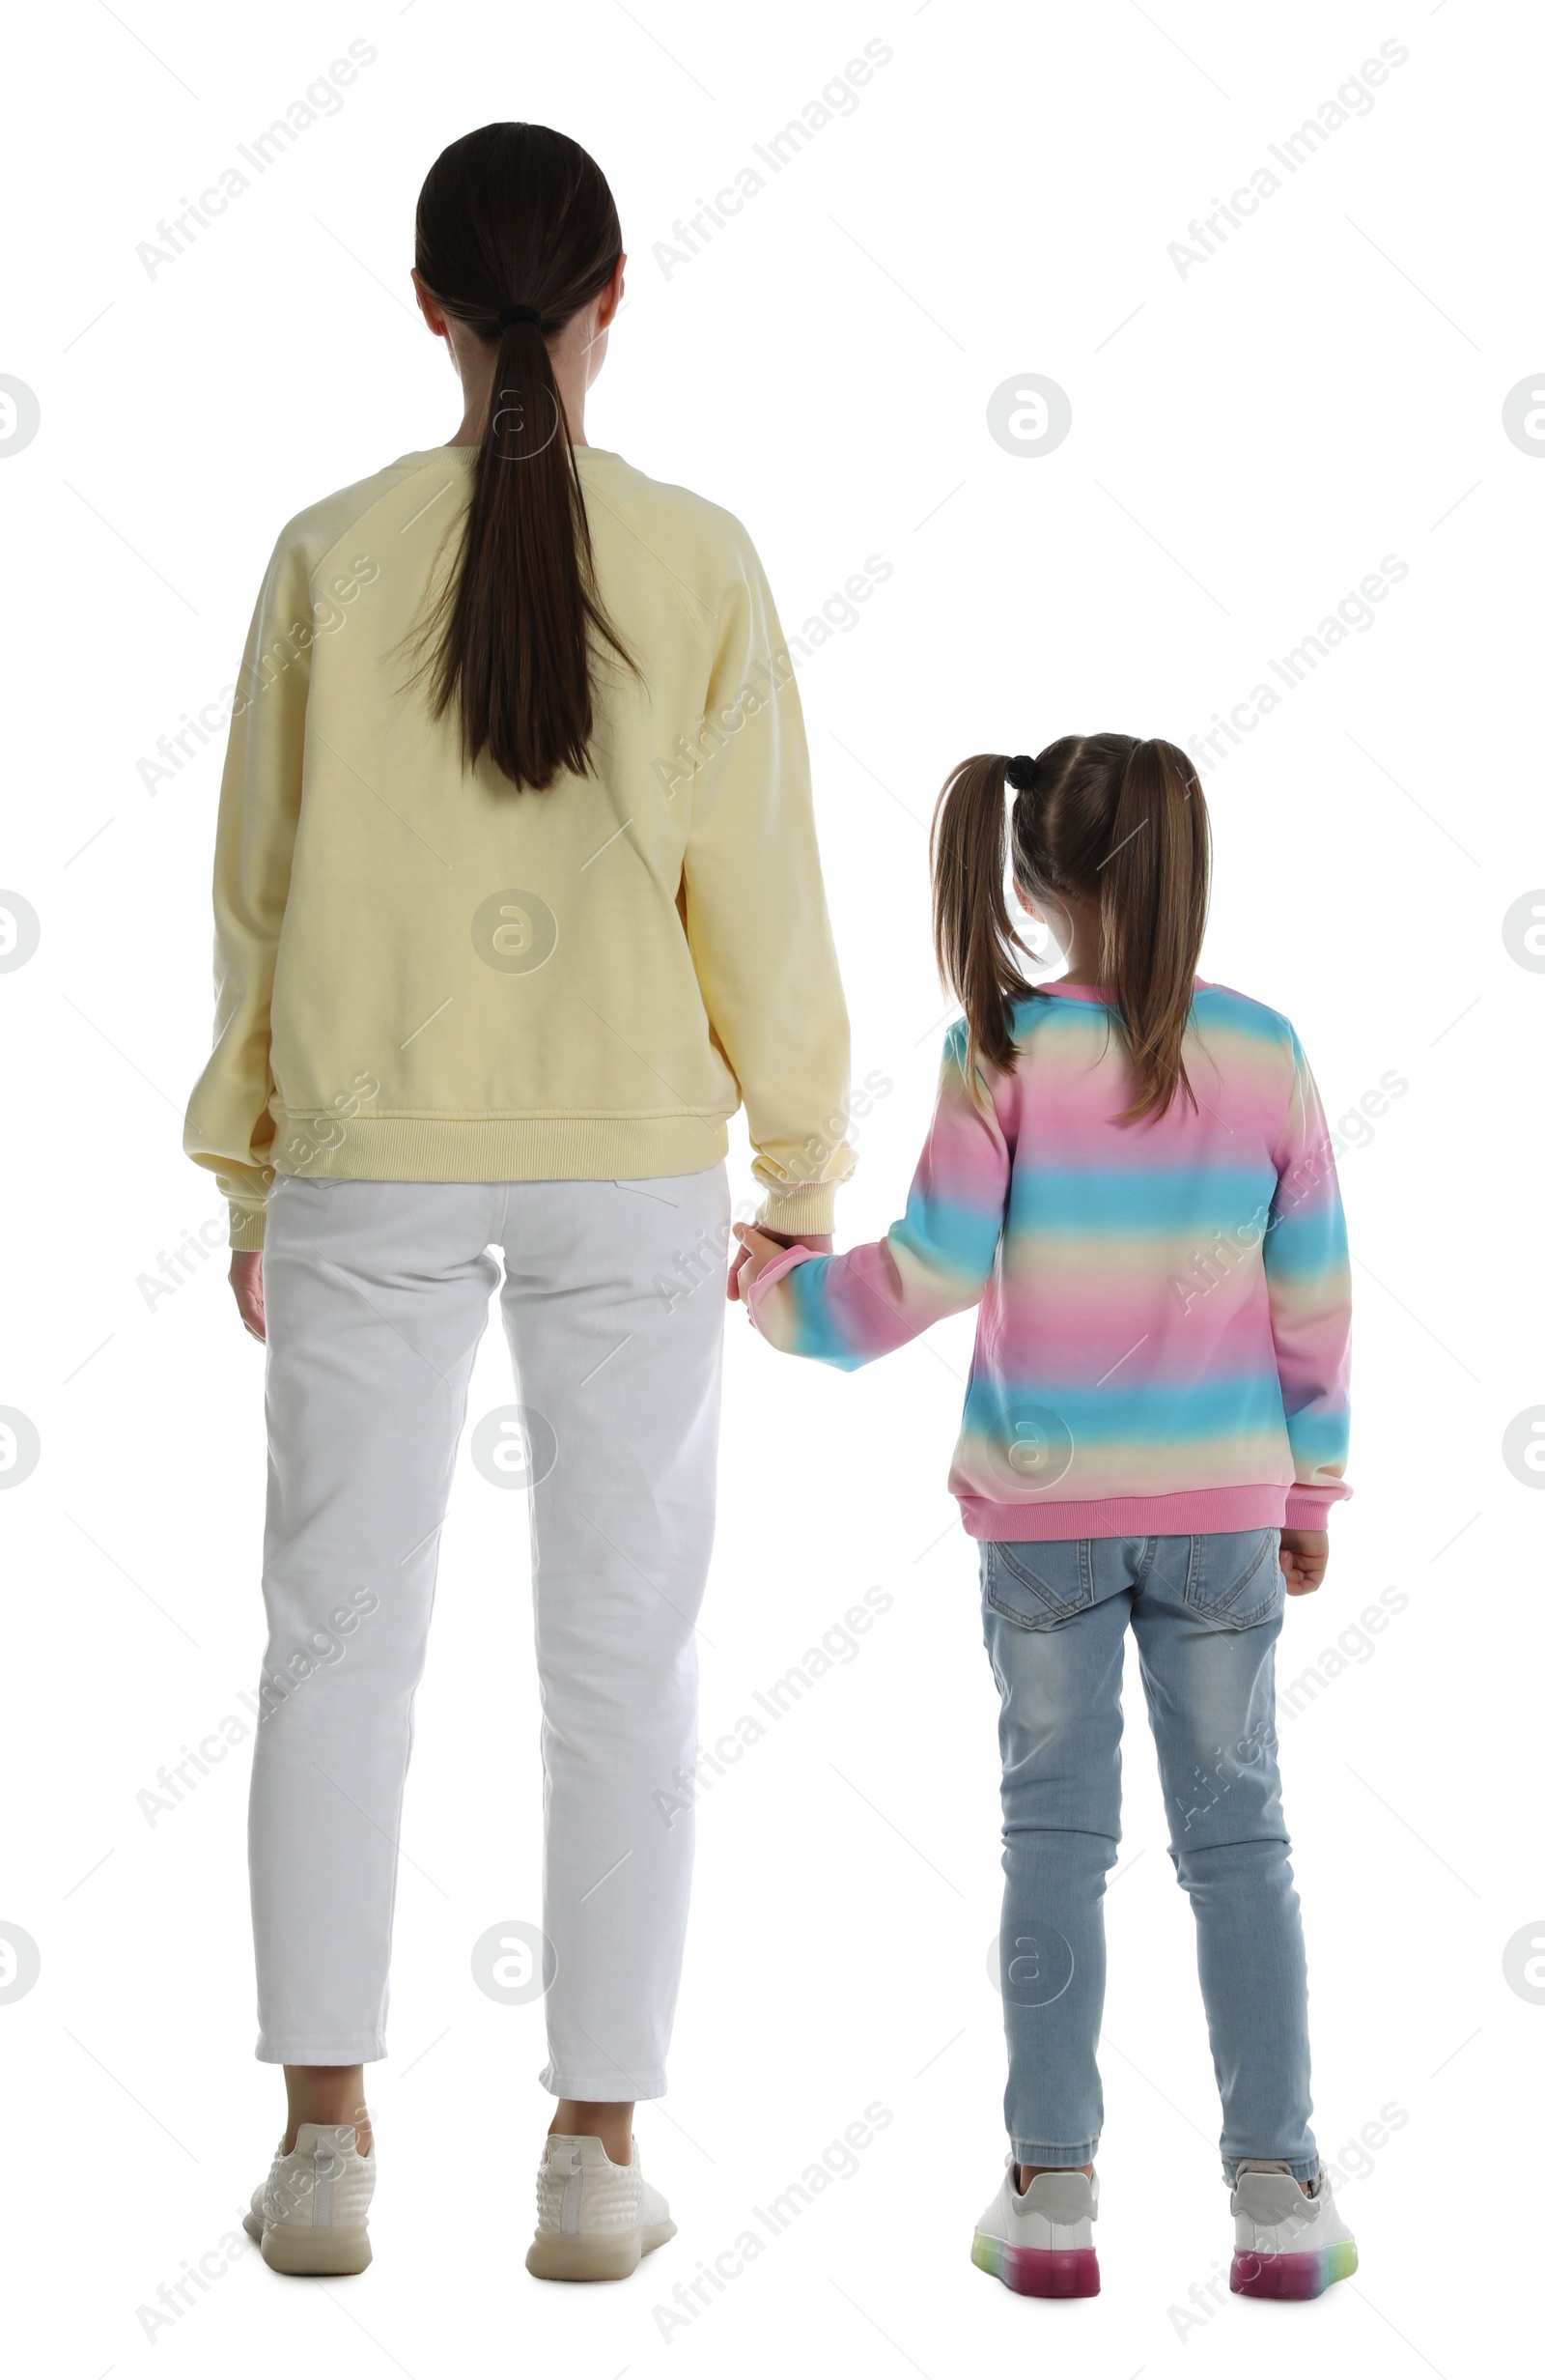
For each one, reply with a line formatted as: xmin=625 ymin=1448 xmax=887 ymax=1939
xmin=1099 ymin=737 xmax=1210 ymax=1121
xmin=930 ymin=752 xmax=1030 ymax=1094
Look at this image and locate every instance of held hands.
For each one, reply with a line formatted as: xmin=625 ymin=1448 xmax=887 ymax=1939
xmin=1278 ymin=1528 xmax=1329 ymax=1595
xmin=727 ymin=1224 xmax=832 ymax=1302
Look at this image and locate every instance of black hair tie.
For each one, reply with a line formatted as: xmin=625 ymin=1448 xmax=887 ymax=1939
xmin=495 ymin=302 xmax=545 ymax=332
xmin=1004 ymin=753 xmax=1039 ymax=792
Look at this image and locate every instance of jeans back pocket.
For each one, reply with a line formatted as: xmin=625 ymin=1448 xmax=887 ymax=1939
xmin=1182 ymin=1528 xmax=1282 ymax=1630
xmin=981 ymin=1539 xmax=1094 ymax=1632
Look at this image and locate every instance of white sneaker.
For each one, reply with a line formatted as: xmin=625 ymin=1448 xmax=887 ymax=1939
xmin=971 ymin=2159 xmax=1100 ymax=2297
xmin=241 ymin=2121 xmax=375 ymax=2275
xmin=526 ymin=2133 xmax=676 ymax=2281
xmin=1230 ymin=2162 xmax=1357 ymax=2299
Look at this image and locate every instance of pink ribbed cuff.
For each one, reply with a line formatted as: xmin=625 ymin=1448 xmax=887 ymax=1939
xmin=744 ymin=1242 xmax=818 ymax=1333
xmin=1283 ymin=1482 xmax=1350 ymax=1527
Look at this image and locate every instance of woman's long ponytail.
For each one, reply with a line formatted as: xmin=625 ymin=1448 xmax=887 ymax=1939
xmin=931 ymin=752 xmax=1031 ymax=1091
xmin=410 ymin=123 xmax=634 ymax=792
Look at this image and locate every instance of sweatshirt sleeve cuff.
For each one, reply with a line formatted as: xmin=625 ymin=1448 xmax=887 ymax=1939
xmin=1283 ymin=1483 xmax=1349 ymax=1527
xmin=229 ymin=1206 xmax=267 ymax=1252
xmin=755 ymin=1182 xmax=838 ymax=1235
xmin=744 ymin=1243 xmax=818 ymax=1338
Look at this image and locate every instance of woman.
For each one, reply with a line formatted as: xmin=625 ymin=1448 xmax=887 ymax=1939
xmin=183 ymin=121 xmax=854 ymax=2281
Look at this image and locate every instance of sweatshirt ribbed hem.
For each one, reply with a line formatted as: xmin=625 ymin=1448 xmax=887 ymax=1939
xmin=274 ymin=1110 xmax=731 ymax=1186
xmin=958 ymin=1482 xmax=1347 ymax=1542
xmin=228 ymin=1115 xmax=844 ymax=1242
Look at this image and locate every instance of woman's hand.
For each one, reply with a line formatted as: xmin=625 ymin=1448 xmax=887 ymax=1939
xmin=230 ymin=1251 xmax=266 ymax=1343
xmin=1278 ymin=1528 xmax=1328 ymax=1595
xmin=727 ymin=1225 xmax=832 ymax=1302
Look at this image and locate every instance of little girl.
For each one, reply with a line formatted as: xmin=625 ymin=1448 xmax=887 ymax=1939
xmin=734 ymin=735 xmax=1358 ymax=2302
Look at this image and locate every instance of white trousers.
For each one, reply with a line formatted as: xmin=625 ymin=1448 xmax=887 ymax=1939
xmin=250 ymin=1167 xmax=729 ymax=2097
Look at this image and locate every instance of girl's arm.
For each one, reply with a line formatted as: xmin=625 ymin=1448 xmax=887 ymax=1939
xmin=743 ymin=1023 xmax=1010 ymax=1368
xmin=1263 ymin=1029 xmax=1352 ymax=1520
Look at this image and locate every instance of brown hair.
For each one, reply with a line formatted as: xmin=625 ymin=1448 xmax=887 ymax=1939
xmin=931 ymin=735 xmax=1210 ymax=1121
xmin=409 ymin=122 xmax=633 ymax=791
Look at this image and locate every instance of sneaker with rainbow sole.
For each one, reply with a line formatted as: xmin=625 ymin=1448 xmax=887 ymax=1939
xmin=971 ymin=2161 xmax=1100 ymax=2298
xmin=1229 ymin=2162 xmax=1358 ymax=2300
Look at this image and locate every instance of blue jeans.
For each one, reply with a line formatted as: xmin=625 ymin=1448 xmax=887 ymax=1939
xmin=979 ymin=1529 xmax=1317 ymax=2184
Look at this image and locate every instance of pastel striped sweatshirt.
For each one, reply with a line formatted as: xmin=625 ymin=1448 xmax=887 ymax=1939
xmin=746 ymin=980 xmax=1351 ymax=1541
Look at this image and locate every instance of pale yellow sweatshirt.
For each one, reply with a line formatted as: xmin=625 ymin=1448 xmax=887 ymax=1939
xmin=183 ymin=444 xmax=856 ymax=1248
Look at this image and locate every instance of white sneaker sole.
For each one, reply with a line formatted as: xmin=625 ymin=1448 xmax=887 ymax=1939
xmin=525 ymin=2216 xmax=676 ymax=2282
xmin=241 ymin=2206 xmax=373 ymax=2276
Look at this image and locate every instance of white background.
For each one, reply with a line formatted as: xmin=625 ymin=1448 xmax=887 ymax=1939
xmin=1 ymin=2 xmax=1537 ymax=2374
